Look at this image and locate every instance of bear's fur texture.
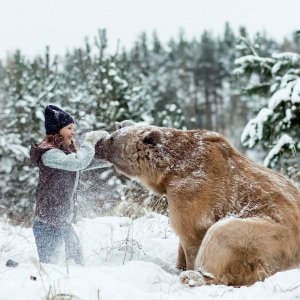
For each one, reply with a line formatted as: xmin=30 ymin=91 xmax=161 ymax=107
xmin=94 ymin=122 xmax=300 ymax=287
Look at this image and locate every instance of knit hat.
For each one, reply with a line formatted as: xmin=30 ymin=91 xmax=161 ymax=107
xmin=44 ymin=105 xmax=74 ymax=135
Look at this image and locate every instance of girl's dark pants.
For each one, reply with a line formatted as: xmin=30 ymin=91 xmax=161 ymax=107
xmin=33 ymin=220 xmax=83 ymax=265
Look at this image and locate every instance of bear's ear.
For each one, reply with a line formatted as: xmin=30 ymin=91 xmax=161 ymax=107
xmin=115 ymin=120 xmax=136 ymax=130
xmin=143 ymin=130 xmax=162 ymax=146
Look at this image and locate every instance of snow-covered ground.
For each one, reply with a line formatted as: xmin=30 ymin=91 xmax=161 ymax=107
xmin=1 ymin=213 xmax=300 ymax=300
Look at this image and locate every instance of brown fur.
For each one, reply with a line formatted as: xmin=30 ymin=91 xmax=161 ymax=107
xmin=95 ymin=123 xmax=300 ymax=286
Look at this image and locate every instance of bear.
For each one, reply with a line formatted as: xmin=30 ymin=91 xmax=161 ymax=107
xmin=94 ymin=121 xmax=300 ymax=287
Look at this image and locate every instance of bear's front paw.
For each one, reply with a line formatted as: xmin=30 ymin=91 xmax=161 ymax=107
xmin=176 ymin=262 xmax=186 ymax=271
xmin=180 ymin=270 xmax=206 ymax=287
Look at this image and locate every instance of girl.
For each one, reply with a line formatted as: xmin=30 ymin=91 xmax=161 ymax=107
xmin=30 ymin=104 xmax=107 ymax=264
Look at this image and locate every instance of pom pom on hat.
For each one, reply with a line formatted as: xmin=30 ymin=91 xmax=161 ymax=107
xmin=44 ymin=105 xmax=74 ymax=135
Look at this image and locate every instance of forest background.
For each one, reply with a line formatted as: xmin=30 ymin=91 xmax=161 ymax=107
xmin=0 ymin=23 xmax=299 ymax=225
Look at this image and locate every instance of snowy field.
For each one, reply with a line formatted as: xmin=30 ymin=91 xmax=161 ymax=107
xmin=1 ymin=213 xmax=300 ymax=300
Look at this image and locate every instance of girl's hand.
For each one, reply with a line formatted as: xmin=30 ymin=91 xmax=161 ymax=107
xmin=84 ymin=130 xmax=109 ymax=145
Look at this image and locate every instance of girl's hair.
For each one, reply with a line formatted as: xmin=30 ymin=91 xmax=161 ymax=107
xmin=44 ymin=134 xmax=77 ymax=153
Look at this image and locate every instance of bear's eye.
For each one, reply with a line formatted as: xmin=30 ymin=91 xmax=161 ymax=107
xmin=109 ymin=136 xmax=114 ymax=143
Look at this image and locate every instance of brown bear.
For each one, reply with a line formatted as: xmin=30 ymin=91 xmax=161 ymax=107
xmin=94 ymin=121 xmax=300 ymax=287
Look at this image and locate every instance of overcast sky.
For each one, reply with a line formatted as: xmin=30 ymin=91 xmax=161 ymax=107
xmin=0 ymin=0 xmax=299 ymax=59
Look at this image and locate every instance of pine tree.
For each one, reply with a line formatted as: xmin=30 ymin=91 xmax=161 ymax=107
xmin=188 ymin=30 xmax=225 ymax=131
xmin=292 ymin=30 xmax=300 ymax=53
xmin=0 ymin=48 xmax=63 ymax=223
xmin=127 ymin=31 xmax=186 ymax=128
xmin=234 ymin=38 xmax=300 ymax=183
xmin=218 ymin=22 xmax=248 ymax=148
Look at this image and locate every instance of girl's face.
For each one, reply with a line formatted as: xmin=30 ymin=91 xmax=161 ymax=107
xmin=59 ymin=123 xmax=75 ymax=145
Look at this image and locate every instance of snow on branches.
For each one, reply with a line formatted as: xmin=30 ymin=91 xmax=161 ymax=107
xmin=235 ymin=39 xmax=300 ymax=180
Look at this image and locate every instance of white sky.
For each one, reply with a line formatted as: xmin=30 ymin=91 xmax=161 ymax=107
xmin=0 ymin=0 xmax=299 ymax=59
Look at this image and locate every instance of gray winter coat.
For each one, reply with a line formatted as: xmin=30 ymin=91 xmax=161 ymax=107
xmin=30 ymin=141 xmax=95 ymax=225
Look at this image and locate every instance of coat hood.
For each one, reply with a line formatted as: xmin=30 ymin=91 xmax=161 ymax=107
xmin=30 ymin=141 xmax=55 ymax=166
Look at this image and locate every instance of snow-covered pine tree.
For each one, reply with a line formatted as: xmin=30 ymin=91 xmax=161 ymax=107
xmin=62 ymin=29 xmax=151 ymax=134
xmin=0 ymin=48 xmax=62 ymax=223
xmin=218 ymin=24 xmax=248 ymax=148
xmin=127 ymin=31 xmax=187 ymax=128
xmin=292 ymin=31 xmax=300 ymax=54
xmin=234 ymin=36 xmax=300 ymax=183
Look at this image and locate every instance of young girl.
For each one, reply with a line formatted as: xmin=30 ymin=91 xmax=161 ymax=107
xmin=30 ymin=104 xmax=107 ymax=264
